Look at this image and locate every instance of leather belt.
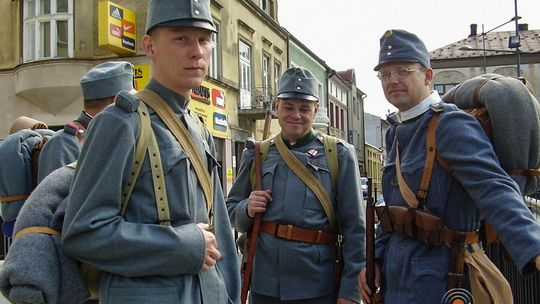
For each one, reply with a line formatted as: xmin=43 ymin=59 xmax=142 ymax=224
xmin=442 ymin=227 xmax=479 ymax=245
xmin=259 ymin=221 xmax=336 ymax=244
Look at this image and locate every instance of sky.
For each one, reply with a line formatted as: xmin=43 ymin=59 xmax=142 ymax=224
xmin=278 ymin=0 xmax=540 ymax=118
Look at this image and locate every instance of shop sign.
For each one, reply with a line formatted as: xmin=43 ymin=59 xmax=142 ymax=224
xmin=98 ymin=1 xmax=136 ymax=55
xmin=189 ymin=82 xmax=230 ymax=138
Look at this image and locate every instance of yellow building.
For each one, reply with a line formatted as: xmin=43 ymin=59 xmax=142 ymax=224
xmin=0 ymin=0 xmax=287 ymax=194
xmin=364 ymin=143 xmax=383 ymax=196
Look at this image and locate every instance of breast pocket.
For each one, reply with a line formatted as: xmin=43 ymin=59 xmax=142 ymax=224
xmin=303 ymin=157 xmax=331 ymax=212
xmin=135 ymin=146 xmax=191 ymax=221
xmin=261 ymin=162 xmax=278 ymax=191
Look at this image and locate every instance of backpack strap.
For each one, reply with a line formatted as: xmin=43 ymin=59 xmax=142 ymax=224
xmin=274 ymin=135 xmax=337 ymax=231
xmin=322 ymin=134 xmax=339 ymax=193
xmin=135 ymin=89 xmax=214 ymax=218
xmin=395 ymin=112 xmax=440 ymax=209
xmin=249 ymin=137 xmax=273 ymax=190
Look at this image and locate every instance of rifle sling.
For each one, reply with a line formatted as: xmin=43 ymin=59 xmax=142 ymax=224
xmin=275 ymin=135 xmax=336 ymax=231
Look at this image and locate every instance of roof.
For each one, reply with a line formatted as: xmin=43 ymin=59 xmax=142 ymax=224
xmin=430 ymin=29 xmax=540 ymax=60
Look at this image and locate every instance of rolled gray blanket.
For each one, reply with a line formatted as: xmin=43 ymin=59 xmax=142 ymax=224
xmin=443 ymin=74 xmax=540 ymax=195
xmin=0 ymin=128 xmax=55 ymax=223
xmin=0 ymin=166 xmax=90 ymax=304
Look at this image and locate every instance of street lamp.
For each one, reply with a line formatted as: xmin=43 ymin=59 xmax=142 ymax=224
xmin=458 ymin=16 xmax=521 ymax=76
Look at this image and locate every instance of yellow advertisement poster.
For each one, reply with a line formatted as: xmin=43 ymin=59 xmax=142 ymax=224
xmin=98 ymin=1 xmax=136 ymax=55
xmin=133 ymin=64 xmax=150 ymax=91
xmin=189 ymin=82 xmax=230 ymax=139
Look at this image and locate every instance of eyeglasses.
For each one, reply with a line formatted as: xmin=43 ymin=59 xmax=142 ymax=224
xmin=377 ymin=66 xmax=425 ymax=81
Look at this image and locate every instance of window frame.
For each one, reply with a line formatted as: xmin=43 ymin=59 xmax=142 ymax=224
xmin=239 ymin=40 xmax=252 ymax=109
xmin=23 ymin=0 xmax=74 ymax=62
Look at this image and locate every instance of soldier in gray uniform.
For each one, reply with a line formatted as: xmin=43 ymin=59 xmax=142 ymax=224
xmin=227 ymin=67 xmax=365 ymax=303
xmin=359 ymin=29 xmax=540 ymax=304
xmin=37 ymin=61 xmax=134 ymax=182
xmin=62 ymin=0 xmax=240 ymax=303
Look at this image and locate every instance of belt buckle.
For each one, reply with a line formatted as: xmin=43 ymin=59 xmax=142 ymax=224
xmin=285 ymin=224 xmax=293 ymax=240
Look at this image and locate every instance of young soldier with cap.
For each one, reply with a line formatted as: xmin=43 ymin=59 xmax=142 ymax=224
xmin=37 ymin=61 xmax=134 ymax=182
xmin=359 ymin=29 xmax=540 ymax=303
xmin=227 ymin=67 xmax=365 ymax=303
xmin=62 ymin=0 xmax=240 ymax=303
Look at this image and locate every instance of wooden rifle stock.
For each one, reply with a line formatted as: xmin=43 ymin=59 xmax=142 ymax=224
xmin=366 ymin=178 xmax=383 ymax=303
xmin=240 ymin=105 xmax=272 ymax=304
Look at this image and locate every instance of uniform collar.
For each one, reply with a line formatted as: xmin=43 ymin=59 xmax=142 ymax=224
xmin=396 ymin=90 xmax=441 ymax=123
xmin=281 ymin=129 xmax=316 ymax=149
xmin=146 ymin=78 xmax=190 ymax=113
xmin=73 ymin=111 xmax=93 ymax=129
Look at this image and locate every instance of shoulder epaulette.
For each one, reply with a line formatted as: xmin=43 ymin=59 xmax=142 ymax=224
xmin=430 ymin=102 xmax=445 ymax=112
xmin=114 ymin=91 xmax=140 ymax=113
xmin=63 ymin=122 xmax=81 ymax=136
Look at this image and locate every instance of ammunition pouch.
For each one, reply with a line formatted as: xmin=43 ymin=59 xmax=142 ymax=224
xmin=376 ymin=206 xmax=478 ymax=247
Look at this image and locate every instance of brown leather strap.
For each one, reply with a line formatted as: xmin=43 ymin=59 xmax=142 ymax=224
xmin=417 ymin=113 xmax=440 ymax=202
xmin=260 ymin=221 xmax=337 ymax=244
xmin=14 ymin=226 xmax=60 ymax=239
xmin=506 ymin=168 xmax=540 ymax=176
xmin=0 ymin=193 xmax=30 ymax=203
xmin=442 ymin=227 xmax=479 ymax=246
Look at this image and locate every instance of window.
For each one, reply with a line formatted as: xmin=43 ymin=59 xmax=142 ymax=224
xmin=262 ymin=54 xmax=270 ymax=99
xmin=208 ymin=24 xmax=220 ymax=79
xmin=274 ymin=61 xmax=281 ymax=91
xmin=434 ymin=83 xmax=458 ymax=96
xmin=23 ymin=0 xmax=73 ymax=62
xmin=239 ymin=41 xmax=252 ymax=108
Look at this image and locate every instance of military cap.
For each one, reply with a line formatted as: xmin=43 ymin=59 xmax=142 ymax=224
xmin=80 ymin=61 xmax=134 ymax=101
xmin=277 ymin=67 xmax=319 ymax=102
xmin=145 ymin=0 xmax=216 ymax=34
xmin=374 ymin=29 xmax=430 ymax=71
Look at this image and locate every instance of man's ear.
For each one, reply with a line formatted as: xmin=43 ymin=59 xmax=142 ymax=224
xmin=314 ymin=102 xmax=320 ymax=114
xmin=424 ymin=68 xmax=434 ymax=85
xmin=142 ymin=35 xmax=155 ymax=57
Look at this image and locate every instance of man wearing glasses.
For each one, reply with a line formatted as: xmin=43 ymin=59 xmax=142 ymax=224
xmin=359 ymin=29 xmax=540 ymax=303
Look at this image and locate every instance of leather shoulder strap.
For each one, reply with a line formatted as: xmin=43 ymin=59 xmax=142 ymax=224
xmin=249 ymin=136 xmax=274 ymax=190
xmin=322 ymin=134 xmax=339 ymax=193
xmin=275 ymin=135 xmax=336 ymax=230
xmin=135 ymin=89 xmax=214 ymax=217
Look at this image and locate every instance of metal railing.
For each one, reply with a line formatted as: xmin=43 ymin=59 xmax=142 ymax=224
xmin=484 ymin=196 xmax=539 ymax=304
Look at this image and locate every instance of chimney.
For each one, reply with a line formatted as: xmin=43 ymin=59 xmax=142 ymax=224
xmin=518 ymin=23 xmax=528 ymax=31
xmin=469 ymin=24 xmax=478 ymax=37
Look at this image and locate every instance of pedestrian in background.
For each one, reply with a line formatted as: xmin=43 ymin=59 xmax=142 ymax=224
xmin=37 ymin=61 xmax=134 ymax=182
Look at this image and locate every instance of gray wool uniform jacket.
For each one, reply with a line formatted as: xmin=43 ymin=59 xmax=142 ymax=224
xmin=226 ymin=133 xmax=365 ymax=302
xmin=62 ymin=79 xmax=240 ymax=304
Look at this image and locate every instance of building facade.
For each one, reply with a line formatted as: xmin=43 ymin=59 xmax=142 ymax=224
xmin=430 ymin=23 xmax=540 ymax=100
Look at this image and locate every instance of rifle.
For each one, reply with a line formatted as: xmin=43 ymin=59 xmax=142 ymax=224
xmin=240 ymin=99 xmax=273 ymax=304
xmin=366 ymin=177 xmax=383 ymax=303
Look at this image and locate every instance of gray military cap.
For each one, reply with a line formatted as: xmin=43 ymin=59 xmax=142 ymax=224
xmin=277 ymin=67 xmax=319 ymax=102
xmin=145 ymin=0 xmax=216 ymax=34
xmin=80 ymin=61 xmax=134 ymax=101
xmin=374 ymin=29 xmax=430 ymax=71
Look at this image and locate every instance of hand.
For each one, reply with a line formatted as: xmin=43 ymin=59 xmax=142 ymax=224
xmin=535 ymin=255 xmax=540 ymax=271
xmin=337 ymin=298 xmax=356 ymax=304
xmin=359 ymin=264 xmax=381 ymax=304
xmin=247 ymin=189 xmax=272 ymax=218
xmin=197 ymin=223 xmax=221 ymax=271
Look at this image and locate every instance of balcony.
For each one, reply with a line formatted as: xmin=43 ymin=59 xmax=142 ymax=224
xmin=238 ymin=87 xmax=275 ymax=120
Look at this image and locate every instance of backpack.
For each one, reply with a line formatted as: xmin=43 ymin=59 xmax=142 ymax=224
xmin=438 ymin=74 xmax=540 ymax=244
xmin=0 ymin=125 xmax=54 ymax=237
xmin=441 ymin=74 xmax=540 ymax=195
